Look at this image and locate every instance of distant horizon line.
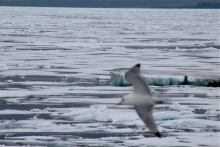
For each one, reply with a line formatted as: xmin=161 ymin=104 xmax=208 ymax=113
xmin=0 ymin=5 xmax=220 ymax=9
xmin=0 ymin=1 xmax=220 ymax=9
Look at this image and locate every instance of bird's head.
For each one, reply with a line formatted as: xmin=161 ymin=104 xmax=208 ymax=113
xmin=116 ymin=98 xmax=125 ymax=105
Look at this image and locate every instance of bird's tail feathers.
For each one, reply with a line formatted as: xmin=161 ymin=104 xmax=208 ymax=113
xmin=153 ymin=98 xmax=171 ymax=104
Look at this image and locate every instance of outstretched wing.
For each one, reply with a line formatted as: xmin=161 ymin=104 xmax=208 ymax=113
xmin=135 ymin=105 xmax=161 ymax=138
xmin=125 ymin=64 xmax=152 ymax=96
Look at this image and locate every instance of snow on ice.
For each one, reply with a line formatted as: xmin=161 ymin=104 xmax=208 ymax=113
xmin=0 ymin=7 xmax=219 ymax=147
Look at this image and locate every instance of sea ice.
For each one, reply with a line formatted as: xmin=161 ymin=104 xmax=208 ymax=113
xmin=153 ymin=111 xmax=181 ymax=121
xmin=0 ymin=7 xmax=219 ymax=147
xmin=5 ymin=79 xmax=13 ymax=83
xmin=0 ymin=64 xmax=9 ymax=70
xmin=61 ymin=105 xmax=112 ymax=122
xmin=161 ymin=118 xmax=219 ymax=130
xmin=0 ymin=120 xmax=18 ymax=129
xmin=205 ymin=107 xmax=220 ymax=116
xmin=43 ymin=65 xmax=51 ymax=69
xmin=170 ymin=102 xmax=194 ymax=112
xmin=110 ymin=70 xmax=220 ymax=86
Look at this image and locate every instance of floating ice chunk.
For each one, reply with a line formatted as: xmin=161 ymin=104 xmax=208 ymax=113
xmin=20 ymin=73 xmax=25 ymax=79
xmin=0 ymin=120 xmax=18 ymax=129
xmin=1 ymin=119 xmax=59 ymax=131
xmin=180 ymin=110 xmax=193 ymax=115
xmin=18 ymin=64 xmax=25 ymax=67
xmin=32 ymin=116 xmax=38 ymax=119
xmin=3 ymin=47 xmax=17 ymax=52
xmin=175 ymin=47 xmax=180 ymax=50
xmin=6 ymin=79 xmax=13 ymax=83
xmin=16 ymin=64 xmax=38 ymax=69
xmin=205 ymin=108 xmax=220 ymax=116
xmin=158 ymin=126 xmax=174 ymax=133
xmin=153 ymin=111 xmax=181 ymax=121
xmin=6 ymin=98 xmax=20 ymax=104
xmin=161 ymin=118 xmax=219 ymax=129
xmin=29 ymin=40 xmax=35 ymax=43
xmin=110 ymin=109 xmax=142 ymax=127
xmin=36 ymin=121 xmax=55 ymax=127
xmin=154 ymin=26 xmax=161 ymax=30
xmin=110 ymin=70 xmax=220 ymax=87
xmin=125 ymin=136 xmax=183 ymax=146
xmin=30 ymin=109 xmax=41 ymax=112
xmin=104 ymin=128 xmax=134 ymax=133
xmin=170 ymin=102 xmax=194 ymax=112
xmin=142 ymin=75 xmax=171 ymax=86
xmin=121 ymin=119 xmax=143 ymax=127
xmin=15 ymin=63 xmax=39 ymax=69
xmin=0 ymin=64 xmax=9 ymax=70
xmin=188 ymin=94 xmax=194 ymax=98
xmin=187 ymin=76 xmax=207 ymax=86
xmin=62 ymin=105 xmax=112 ymax=122
xmin=88 ymin=39 xmax=99 ymax=43
xmin=206 ymin=92 xmax=214 ymax=97
xmin=169 ymin=76 xmax=186 ymax=85
xmin=206 ymin=90 xmax=219 ymax=98
xmin=25 ymin=28 xmax=37 ymax=34
xmin=173 ymin=132 xmax=219 ymax=147
xmin=110 ymin=72 xmax=130 ymax=86
xmin=134 ymin=135 xmax=145 ymax=139
xmin=150 ymin=88 xmax=156 ymax=93
xmin=110 ymin=71 xmax=181 ymax=86
xmin=43 ymin=65 xmax=51 ymax=69
xmin=3 ymin=22 xmax=12 ymax=27
xmin=196 ymin=26 xmax=201 ymax=30
xmin=100 ymin=136 xmax=125 ymax=141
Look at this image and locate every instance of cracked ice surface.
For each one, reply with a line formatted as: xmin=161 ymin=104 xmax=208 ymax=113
xmin=0 ymin=7 xmax=219 ymax=147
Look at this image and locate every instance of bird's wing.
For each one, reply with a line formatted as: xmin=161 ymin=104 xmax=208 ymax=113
xmin=135 ymin=105 xmax=161 ymax=138
xmin=125 ymin=64 xmax=152 ymax=96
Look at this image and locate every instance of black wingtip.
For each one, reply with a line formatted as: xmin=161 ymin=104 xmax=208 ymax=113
xmin=154 ymin=132 xmax=161 ymax=138
xmin=135 ymin=63 xmax=141 ymax=68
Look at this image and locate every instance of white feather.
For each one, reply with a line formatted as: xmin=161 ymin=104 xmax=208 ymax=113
xmin=118 ymin=63 xmax=169 ymax=137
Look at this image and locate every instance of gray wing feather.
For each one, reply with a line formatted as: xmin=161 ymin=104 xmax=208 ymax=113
xmin=135 ymin=105 xmax=158 ymax=133
xmin=125 ymin=74 xmax=152 ymax=96
xmin=133 ymin=76 xmax=152 ymax=96
xmin=125 ymin=64 xmax=152 ymax=96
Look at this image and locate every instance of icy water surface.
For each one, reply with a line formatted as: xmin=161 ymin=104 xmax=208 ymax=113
xmin=0 ymin=7 xmax=219 ymax=146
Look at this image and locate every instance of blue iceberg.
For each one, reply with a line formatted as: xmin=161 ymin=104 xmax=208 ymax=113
xmin=110 ymin=70 xmax=220 ymax=87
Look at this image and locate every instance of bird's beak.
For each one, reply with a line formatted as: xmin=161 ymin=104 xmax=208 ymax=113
xmin=116 ymin=101 xmax=122 ymax=105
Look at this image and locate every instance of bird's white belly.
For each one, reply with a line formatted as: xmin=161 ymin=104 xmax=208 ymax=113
xmin=124 ymin=94 xmax=155 ymax=106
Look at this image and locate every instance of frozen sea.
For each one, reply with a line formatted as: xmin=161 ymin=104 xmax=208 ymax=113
xmin=0 ymin=7 xmax=219 ymax=147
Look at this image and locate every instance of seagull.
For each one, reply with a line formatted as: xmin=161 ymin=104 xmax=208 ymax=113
xmin=117 ymin=63 xmax=170 ymax=138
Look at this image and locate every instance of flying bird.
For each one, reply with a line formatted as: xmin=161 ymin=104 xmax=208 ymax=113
xmin=117 ymin=63 xmax=170 ymax=138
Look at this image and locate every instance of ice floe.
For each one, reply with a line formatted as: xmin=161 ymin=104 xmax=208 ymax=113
xmin=153 ymin=111 xmax=181 ymax=121
xmin=61 ymin=105 xmax=112 ymax=122
xmin=0 ymin=64 xmax=9 ymax=70
xmin=0 ymin=7 xmax=219 ymax=147
xmin=170 ymin=102 xmax=194 ymax=111
xmin=160 ymin=118 xmax=219 ymax=130
xmin=110 ymin=70 xmax=220 ymax=87
xmin=205 ymin=108 xmax=220 ymax=116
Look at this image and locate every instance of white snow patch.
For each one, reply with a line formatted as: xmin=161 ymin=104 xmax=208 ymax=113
xmin=170 ymin=102 xmax=194 ymax=111
xmin=153 ymin=111 xmax=181 ymax=121
xmin=62 ymin=105 xmax=112 ymax=122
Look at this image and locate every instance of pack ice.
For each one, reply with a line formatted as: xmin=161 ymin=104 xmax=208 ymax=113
xmin=110 ymin=70 xmax=220 ymax=87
